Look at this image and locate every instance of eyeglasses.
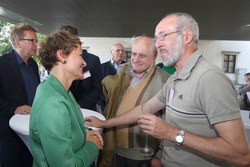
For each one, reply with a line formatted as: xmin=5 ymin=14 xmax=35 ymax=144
xmin=155 ymin=31 xmax=180 ymax=41
xmin=19 ymin=39 xmax=38 ymax=45
xmin=115 ymin=49 xmax=124 ymax=53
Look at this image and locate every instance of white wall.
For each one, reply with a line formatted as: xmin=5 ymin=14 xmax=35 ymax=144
xmin=80 ymin=37 xmax=250 ymax=83
xmin=199 ymin=40 xmax=250 ymax=82
xmin=80 ymin=37 xmax=131 ymax=63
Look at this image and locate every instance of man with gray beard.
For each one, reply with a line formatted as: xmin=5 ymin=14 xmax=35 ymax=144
xmin=159 ymin=29 xmax=184 ymax=67
xmin=85 ymin=13 xmax=250 ymax=166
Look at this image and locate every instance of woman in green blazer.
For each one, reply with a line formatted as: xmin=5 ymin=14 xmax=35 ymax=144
xmin=30 ymin=30 xmax=103 ymax=167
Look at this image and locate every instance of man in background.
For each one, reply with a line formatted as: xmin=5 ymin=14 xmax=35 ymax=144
xmin=101 ymin=43 xmax=127 ymax=79
xmin=239 ymin=72 xmax=250 ymax=110
xmin=60 ymin=25 xmax=102 ymax=111
xmin=0 ymin=23 xmax=40 ymax=167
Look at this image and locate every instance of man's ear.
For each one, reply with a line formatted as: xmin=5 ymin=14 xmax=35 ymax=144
xmin=183 ymin=28 xmax=193 ymax=45
xmin=14 ymin=39 xmax=21 ymax=48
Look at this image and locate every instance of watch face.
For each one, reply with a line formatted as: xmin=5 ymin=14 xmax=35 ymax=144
xmin=176 ymin=135 xmax=184 ymax=143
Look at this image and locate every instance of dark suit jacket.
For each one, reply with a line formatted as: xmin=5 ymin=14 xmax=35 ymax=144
xmin=0 ymin=50 xmax=39 ymax=166
xmin=0 ymin=50 xmax=40 ymax=140
xmin=101 ymin=60 xmax=126 ymax=80
xmin=70 ymin=51 xmax=102 ymax=111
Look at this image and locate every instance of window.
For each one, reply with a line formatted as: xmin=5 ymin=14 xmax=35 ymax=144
xmin=223 ymin=54 xmax=236 ymax=73
xmin=221 ymin=51 xmax=240 ymax=73
xmin=124 ymin=49 xmax=131 ymax=62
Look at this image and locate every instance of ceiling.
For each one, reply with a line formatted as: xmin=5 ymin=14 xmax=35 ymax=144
xmin=1 ymin=0 xmax=250 ymax=41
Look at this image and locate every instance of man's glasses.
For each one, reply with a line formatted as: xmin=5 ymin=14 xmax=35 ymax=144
xmin=155 ymin=31 xmax=180 ymax=41
xmin=115 ymin=49 xmax=124 ymax=53
xmin=19 ymin=39 xmax=38 ymax=45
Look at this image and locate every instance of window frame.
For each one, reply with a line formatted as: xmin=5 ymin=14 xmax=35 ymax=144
xmin=221 ymin=51 xmax=240 ymax=73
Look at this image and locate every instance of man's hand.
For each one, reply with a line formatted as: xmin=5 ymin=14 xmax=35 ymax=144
xmin=14 ymin=105 xmax=31 ymax=115
xmin=138 ymin=113 xmax=176 ymax=140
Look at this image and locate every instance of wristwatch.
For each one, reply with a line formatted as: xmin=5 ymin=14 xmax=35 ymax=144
xmin=175 ymin=130 xmax=185 ymax=146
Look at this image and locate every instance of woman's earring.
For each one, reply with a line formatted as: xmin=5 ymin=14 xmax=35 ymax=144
xmin=64 ymin=60 xmax=67 ymax=64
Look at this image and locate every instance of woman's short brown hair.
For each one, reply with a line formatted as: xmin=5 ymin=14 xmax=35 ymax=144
xmin=38 ymin=30 xmax=82 ymax=71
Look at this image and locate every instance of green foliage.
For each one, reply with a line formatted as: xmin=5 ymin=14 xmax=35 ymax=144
xmin=0 ymin=20 xmax=47 ymax=66
xmin=0 ymin=20 xmax=14 ymax=55
xmin=33 ymin=33 xmax=47 ymax=66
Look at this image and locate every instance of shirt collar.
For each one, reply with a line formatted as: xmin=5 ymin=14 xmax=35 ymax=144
xmin=130 ymin=63 xmax=153 ymax=79
xmin=111 ymin=58 xmax=123 ymax=66
xmin=14 ymin=50 xmax=32 ymax=66
xmin=14 ymin=50 xmax=24 ymax=65
xmin=174 ymin=49 xmax=202 ymax=80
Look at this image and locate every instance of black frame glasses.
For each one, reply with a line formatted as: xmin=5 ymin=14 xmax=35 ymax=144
xmin=19 ymin=39 xmax=38 ymax=44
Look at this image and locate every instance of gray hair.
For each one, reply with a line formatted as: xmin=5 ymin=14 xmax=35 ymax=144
xmin=164 ymin=13 xmax=199 ymax=46
xmin=9 ymin=23 xmax=37 ymax=49
xmin=111 ymin=43 xmax=124 ymax=50
xmin=131 ymin=35 xmax=157 ymax=55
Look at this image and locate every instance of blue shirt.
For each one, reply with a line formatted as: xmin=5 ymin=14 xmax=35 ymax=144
xmin=111 ymin=59 xmax=124 ymax=73
xmin=14 ymin=50 xmax=39 ymax=106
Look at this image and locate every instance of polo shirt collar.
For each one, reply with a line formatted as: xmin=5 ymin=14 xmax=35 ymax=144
xmin=174 ymin=49 xmax=202 ymax=80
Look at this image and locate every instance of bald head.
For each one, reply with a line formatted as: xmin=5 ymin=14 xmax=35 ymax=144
xmin=131 ymin=36 xmax=157 ymax=74
xmin=111 ymin=43 xmax=124 ymax=64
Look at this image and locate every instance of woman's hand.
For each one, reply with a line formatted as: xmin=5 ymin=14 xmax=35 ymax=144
xmin=15 ymin=105 xmax=31 ymax=114
xmin=84 ymin=116 xmax=106 ymax=128
xmin=86 ymin=130 xmax=103 ymax=150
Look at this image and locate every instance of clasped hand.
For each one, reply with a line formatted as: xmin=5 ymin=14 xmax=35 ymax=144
xmin=86 ymin=130 xmax=104 ymax=150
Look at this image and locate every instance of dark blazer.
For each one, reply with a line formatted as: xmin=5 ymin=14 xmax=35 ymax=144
xmin=0 ymin=50 xmax=40 ymax=166
xmin=70 ymin=51 xmax=102 ymax=111
xmin=101 ymin=60 xmax=126 ymax=80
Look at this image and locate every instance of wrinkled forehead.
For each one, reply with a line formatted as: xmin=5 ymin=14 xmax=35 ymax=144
xmin=23 ymin=30 xmax=37 ymax=38
xmin=155 ymin=16 xmax=177 ymax=36
xmin=112 ymin=44 xmax=124 ymax=50
xmin=132 ymin=37 xmax=152 ymax=53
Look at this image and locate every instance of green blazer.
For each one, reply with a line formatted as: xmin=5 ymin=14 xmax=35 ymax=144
xmin=30 ymin=74 xmax=98 ymax=167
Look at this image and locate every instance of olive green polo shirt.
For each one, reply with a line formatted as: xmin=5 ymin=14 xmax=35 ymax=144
xmin=156 ymin=49 xmax=240 ymax=167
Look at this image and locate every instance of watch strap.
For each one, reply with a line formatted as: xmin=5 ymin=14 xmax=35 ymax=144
xmin=179 ymin=130 xmax=185 ymax=136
